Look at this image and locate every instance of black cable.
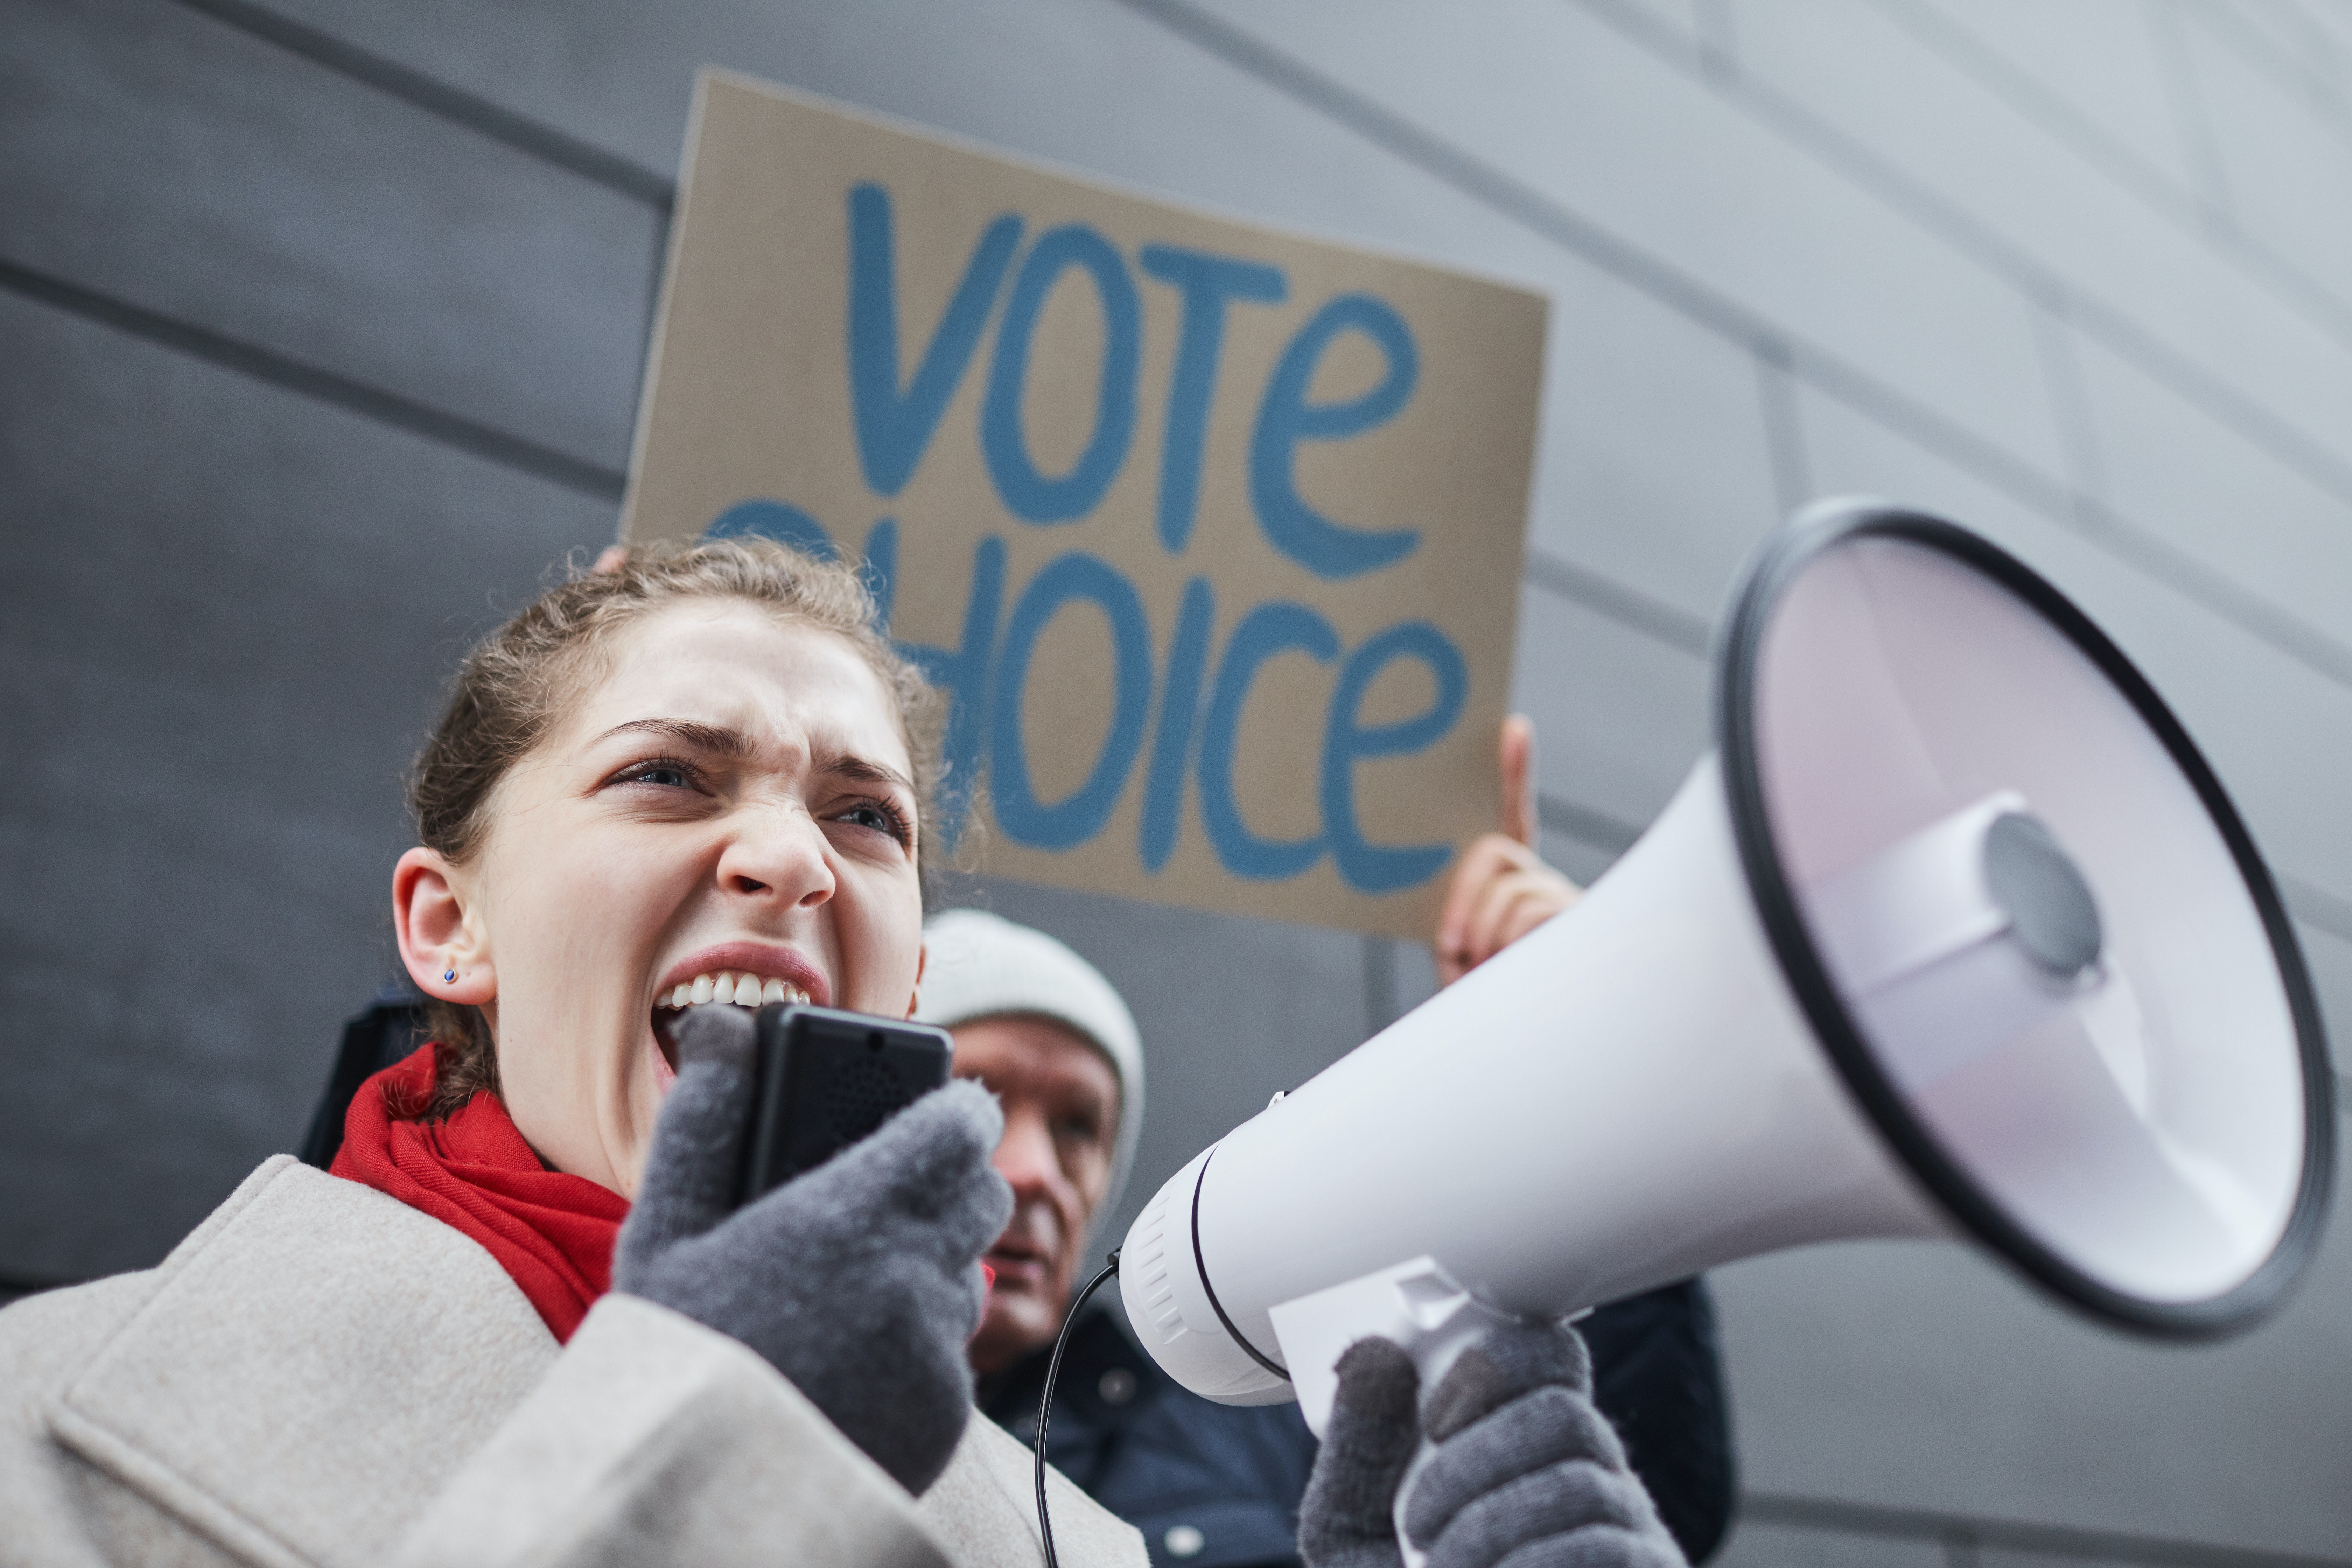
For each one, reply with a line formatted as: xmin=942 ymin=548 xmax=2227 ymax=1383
xmin=1036 ymin=1250 xmax=1120 ymax=1568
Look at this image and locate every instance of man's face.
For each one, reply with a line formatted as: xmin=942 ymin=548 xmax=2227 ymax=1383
xmin=952 ymin=1014 xmax=1121 ymax=1375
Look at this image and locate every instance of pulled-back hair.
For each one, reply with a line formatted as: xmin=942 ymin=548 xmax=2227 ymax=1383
xmin=406 ymin=536 xmax=947 ymax=1119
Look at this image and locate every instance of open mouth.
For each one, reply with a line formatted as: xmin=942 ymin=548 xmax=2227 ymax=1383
xmin=648 ymin=969 xmax=818 ymax=1085
xmin=657 ymin=970 xmax=814 ymax=1012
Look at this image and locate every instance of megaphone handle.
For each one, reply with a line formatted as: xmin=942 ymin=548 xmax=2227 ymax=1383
xmin=1392 ymin=1433 xmax=1441 ymax=1568
xmin=1270 ymin=1260 xmax=1562 ymax=1561
xmin=1266 ymin=1256 xmax=1541 ymax=1565
xmin=1393 ymin=1297 xmax=1612 ymax=1567
xmin=1388 ymin=1305 xmax=1513 ymax=1568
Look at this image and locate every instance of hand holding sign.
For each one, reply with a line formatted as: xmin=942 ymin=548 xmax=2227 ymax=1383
xmin=1434 ymin=716 xmax=1583 ymax=985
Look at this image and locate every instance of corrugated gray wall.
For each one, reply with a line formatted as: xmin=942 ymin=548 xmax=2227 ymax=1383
xmin=3 ymin=1 xmax=2348 ymax=1562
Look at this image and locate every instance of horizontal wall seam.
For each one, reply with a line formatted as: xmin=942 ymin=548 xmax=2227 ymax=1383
xmin=1741 ymin=1489 xmax=2352 ymax=1567
xmin=1522 ymin=552 xmax=1715 ymax=657
xmin=1112 ymin=0 xmax=2352 ymax=695
xmin=1570 ymin=0 xmax=2352 ymax=507
xmin=164 ymin=0 xmax=676 ymax=212
xmin=1536 ymin=793 xmax=1643 ymax=854
xmin=0 ymin=255 xmax=628 ymax=503
xmin=2284 ymin=874 xmax=2352 ymax=944
xmin=2190 ymin=1 xmax=2352 ymax=145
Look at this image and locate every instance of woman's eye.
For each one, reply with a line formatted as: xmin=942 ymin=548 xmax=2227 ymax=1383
xmin=833 ymin=798 xmax=914 ymax=846
xmin=614 ymin=759 xmax=698 ymax=791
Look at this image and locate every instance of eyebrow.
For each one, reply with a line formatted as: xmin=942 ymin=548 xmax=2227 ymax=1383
xmin=592 ymin=717 xmax=915 ymax=794
xmin=590 ymin=718 xmax=756 ymax=758
xmin=828 ymin=753 xmax=917 ymax=794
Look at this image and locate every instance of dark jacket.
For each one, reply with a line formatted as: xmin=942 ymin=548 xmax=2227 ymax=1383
xmin=299 ymin=981 xmax=433 ymax=1168
xmin=980 ymin=1284 xmax=1734 ymax=1568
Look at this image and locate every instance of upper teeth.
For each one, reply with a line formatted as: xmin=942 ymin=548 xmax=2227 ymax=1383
xmin=660 ymin=972 xmax=810 ymax=1010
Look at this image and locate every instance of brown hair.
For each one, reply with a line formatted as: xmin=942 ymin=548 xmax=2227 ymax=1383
xmin=407 ymin=536 xmax=948 ymax=1120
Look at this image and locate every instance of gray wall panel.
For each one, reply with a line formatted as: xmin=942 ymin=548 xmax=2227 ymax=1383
xmin=1715 ymin=1521 xmax=1944 ymax=1568
xmin=1537 ymin=831 xmax=1626 ymax=891
xmin=2200 ymin=0 xmax=2352 ymax=97
xmin=1383 ymin=936 xmax=1442 ymax=1024
xmin=0 ymin=290 xmax=610 ymax=1280
xmin=2184 ymin=3 xmax=2352 ymax=286
xmin=1526 ymin=267 xmax=1784 ymax=623
xmin=1732 ymin=0 xmax=2352 ymax=460
xmin=2262 ymin=0 xmax=2352 ymax=72
xmin=1510 ymin=590 xmax=1710 ymax=832
xmin=1905 ymin=0 xmax=2209 ymax=198
xmin=2069 ymin=328 xmax=2352 ymax=643
xmin=1707 ymin=1158 xmax=2352 ymax=1555
xmin=2295 ymin=921 xmax=2352 ymax=1071
xmin=0 ymin=0 xmax=656 ymax=469
xmin=253 ymin=0 xmax=1476 ymax=241
xmin=1616 ymin=0 xmax=1702 ymax=49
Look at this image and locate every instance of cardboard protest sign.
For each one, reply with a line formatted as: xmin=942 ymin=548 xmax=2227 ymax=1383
xmin=624 ymin=71 xmax=1546 ymax=938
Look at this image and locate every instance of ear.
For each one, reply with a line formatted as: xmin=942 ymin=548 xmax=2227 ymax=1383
xmin=903 ymin=943 xmax=928 ymax=1021
xmin=394 ymin=846 xmax=496 ymax=1006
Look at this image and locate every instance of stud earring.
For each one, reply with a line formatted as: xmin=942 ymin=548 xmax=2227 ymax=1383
xmin=443 ymin=966 xmax=457 ymax=983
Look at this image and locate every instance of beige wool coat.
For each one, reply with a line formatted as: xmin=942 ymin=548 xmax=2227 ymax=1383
xmin=0 ymin=1155 xmax=1146 ymax=1568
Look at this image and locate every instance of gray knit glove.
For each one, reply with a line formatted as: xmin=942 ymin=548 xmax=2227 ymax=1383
xmin=1300 ymin=1324 xmax=1686 ymax=1568
xmin=612 ymin=1004 xmax=1012 ymax=1496
xmin=1298 ymin=1338 xmax=1425 ymax=1568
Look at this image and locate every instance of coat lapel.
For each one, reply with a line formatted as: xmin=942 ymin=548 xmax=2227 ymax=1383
xmin=50 ymin=1157 xmax=555 ymax=1568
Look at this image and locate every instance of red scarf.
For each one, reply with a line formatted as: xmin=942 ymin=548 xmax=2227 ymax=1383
xmin=331 ymin=1044 xmax=630 ymax=1342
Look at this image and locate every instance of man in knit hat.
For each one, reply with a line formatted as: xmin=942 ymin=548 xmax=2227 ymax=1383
xmin=915 ymin=908 xmax=1147 ymax=1378
xmin=917 ymin=907 xmax=1334 ymax=1567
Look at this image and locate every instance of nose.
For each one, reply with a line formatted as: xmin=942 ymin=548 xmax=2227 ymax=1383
xmin=715 ymin=802 xmax=836 ymax=910
xmin=992 ymin=1099 xmax=1068 ymax=1206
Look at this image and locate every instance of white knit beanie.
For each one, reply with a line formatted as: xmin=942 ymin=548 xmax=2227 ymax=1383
xmin=915 ymin=908 xmax=1147 ymax=1227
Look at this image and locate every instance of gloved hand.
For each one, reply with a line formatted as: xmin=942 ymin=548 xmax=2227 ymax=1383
xmin=612 ymin=1004 xmax=1013 ymax=1496
xmin=1299 ymin=1323 xmax=1686 ymax=1568
xmin=1297 ymin=1338 xmax=1424 ymax=1568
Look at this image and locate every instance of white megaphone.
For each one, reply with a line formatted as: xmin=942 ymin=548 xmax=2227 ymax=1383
xmin=1119 ymin=500 xmax=2336 ymax=1457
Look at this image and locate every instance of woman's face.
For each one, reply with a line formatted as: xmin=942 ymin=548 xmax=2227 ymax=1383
xmin=395 ymin=601 xmax=926 ymax=1196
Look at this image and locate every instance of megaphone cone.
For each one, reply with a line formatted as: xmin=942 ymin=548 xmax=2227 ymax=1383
xmin=1120 ymin=501 xmax=2335 ymax=1432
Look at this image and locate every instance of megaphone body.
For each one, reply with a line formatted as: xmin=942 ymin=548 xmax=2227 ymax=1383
xmin=1125 ymin=749 xmax=1942 ymax=1417
xmin=1119 ymin=502 xmax=2335 ymax=1441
